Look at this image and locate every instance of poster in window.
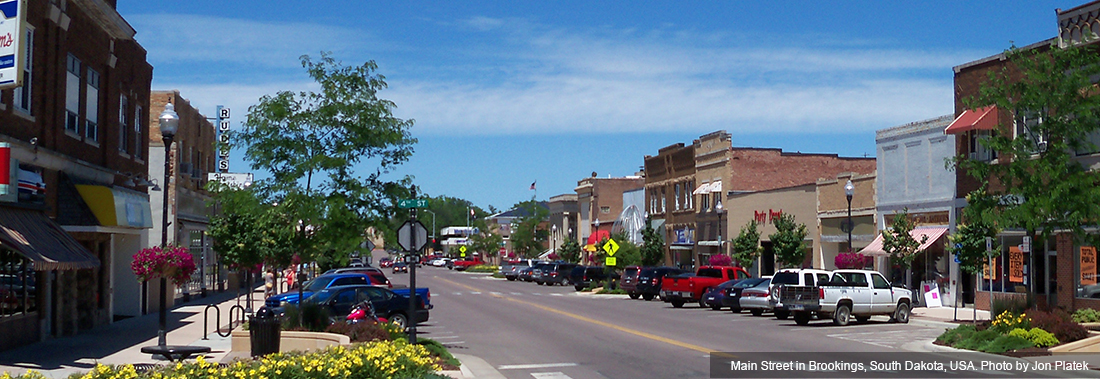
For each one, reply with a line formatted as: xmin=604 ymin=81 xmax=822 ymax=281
xmin=1009 ymin=247 xmax=1024 ymax=283
xmin=1081 ymin=246 xmax=1097 ymax=286
xmin=983 ymin=257 xmax=997 ymax=281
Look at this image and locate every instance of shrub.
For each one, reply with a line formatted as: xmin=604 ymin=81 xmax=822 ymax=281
xmin=936 ymin=325 xmax=976 ymax=346
xmin=325 ymin=321 xmax=393 ymax=343
xmin=980 ymin=334 xmax=1035 ymax=353
xmin=465 ymin=265 xmax=499 ymax=273
xmin=953 ymin=329 xmax=1001 ymax=351
xmin=1027 ymin=327 xmax=1060 ymax=348
xmin=989 ymin=311 xmax=1030 ymax=334
xmin=991 ymin=297 xmax=1030 ymax=322
xmin=282 ymin=302 xmax=332 ymax=332
xmin=1027 ymin=309 xmax=1089 ymax=344
xmin=1008 ymin=328 xmax=1029 ymax=339
xmin=596 ymin=288 xmax=627 ymax=295
xmin=417 ymin=338 xmax=461 ymax=368
xmin=1072 ymin=308 xmax=1100 ymax=323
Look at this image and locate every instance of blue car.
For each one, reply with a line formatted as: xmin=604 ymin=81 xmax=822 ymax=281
xmin=266 ymin=273 xmax=376 ymax=311
xmin=304 ymin=284 xmax=430 ymax=329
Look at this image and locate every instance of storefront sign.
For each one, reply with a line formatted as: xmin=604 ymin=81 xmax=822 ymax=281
xmin=983 ymin=257 xmax=997 ymax=280
xmin=753 ymin=209 xmax=783 ymax=224
xmin=0 ymin=0 xmax=26 ymax=90
xmin=1081 ymin=246 xmax=1097 ymax=286
xmin=1008 ymin=247 xmax=1024 ymax=283
xmin=0 ymin=142 xmax=12 ymax=202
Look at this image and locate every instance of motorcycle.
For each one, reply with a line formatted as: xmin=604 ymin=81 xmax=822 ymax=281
xmin=346 ymin=300 xmax=387 ymax=324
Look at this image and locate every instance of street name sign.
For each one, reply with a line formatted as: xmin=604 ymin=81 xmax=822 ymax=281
xmin=398 ymin=199 xmax=428 ymax=209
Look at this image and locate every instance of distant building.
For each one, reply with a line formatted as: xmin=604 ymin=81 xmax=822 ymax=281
xmin=575 ymin=174 xmax=644 ymax=261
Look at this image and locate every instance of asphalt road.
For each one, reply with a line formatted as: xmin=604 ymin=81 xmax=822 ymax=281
xmin=387 ymin=267 xmax=954 ymax=379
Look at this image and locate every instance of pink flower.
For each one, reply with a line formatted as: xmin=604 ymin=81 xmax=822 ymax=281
xmin=131 ymin=246 xmax=197 ymax=286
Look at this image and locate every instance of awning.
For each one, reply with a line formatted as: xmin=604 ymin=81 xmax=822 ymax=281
xmin=74 ymin=185 xmax=152 ymax=228
xmin=860 ymin=227 xmax=949 ymax=257
xmin=0 ymin=205 xmax=100 ymax=270
xmin=692 ymin=181 xmax=722 ymax=195
xmin=586 ymin=229 xmax=610 ymax=245
xmin=709 ymin=181 xmax=723 ymax=193
xmin=944 ymin=106 xmax=998 ymax=135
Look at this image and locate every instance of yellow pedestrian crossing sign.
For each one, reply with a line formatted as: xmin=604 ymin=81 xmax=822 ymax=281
xmin=603 ymin=238 xmax=620 ymax=257
xmin=460 ymin=245 xmax=467 ymax=257
xmin=606 ymin=257 xmax=617 ymax=266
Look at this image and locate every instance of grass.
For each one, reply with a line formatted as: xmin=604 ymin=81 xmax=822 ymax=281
xmin=417 ymin=338 xmax=461 ymax=368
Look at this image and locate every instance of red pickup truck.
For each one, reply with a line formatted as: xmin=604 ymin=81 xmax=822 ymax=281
xmin=661 ymin=266 xmax=751 ymax=308
xmin=449 ymin=257 xmax=484 ymax=271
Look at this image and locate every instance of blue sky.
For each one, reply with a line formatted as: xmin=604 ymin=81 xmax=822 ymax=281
xmin=117 ymin=1 xmax=1069 ymax=212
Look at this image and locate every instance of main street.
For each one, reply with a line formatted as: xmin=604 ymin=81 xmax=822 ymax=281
xmin=389 ymin=267 xmax=947 ymax=379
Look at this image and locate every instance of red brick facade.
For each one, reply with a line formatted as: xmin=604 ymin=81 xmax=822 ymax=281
xmin=728 ymin=148 xmax=876 ymax=192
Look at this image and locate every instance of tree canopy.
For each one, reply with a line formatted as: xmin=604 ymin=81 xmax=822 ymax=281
xmin=508 ymin=200 xmax=549 ymax=259
xmin=881 ymin=209 xmax=928 ymax=270
xmin=731 ymin=220 xmax=763 ymax=269
xmin=769 ymin=213 xmax=808 ymax=268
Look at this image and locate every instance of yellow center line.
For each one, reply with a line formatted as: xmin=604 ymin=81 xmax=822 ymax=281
xmin=434 ymin=277 xmax=726 ymax=355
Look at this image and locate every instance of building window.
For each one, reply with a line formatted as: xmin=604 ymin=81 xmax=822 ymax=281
xmin=0 ymin=249 xmax=36 ymax=318
xmin=13 ymin=26 xmax=32 ymax=114
xmin=700 ymin=188 xmax=710 ymax=212
xmin=85 ymin=68 xmax=100 ymax=142
xmin=1015 ymin=110 xmax=1047 ymax=154
xmin=661 ymin=188 xmax=666 ymax=213
xmin=968 ymin=130 xmax=995 ymax=162
xmin=687 ymin=180 xmax=694 ymax=209
xmin=134 ymin=105 xmax=143 ymax=159
xmin=118 ymin=95 xmax=128 ymax=153
xmin=1077 ymin=129 xmax=1100 ymax=156
xmin=600 ymin=206 xmax=610 ymax=214
xmin=65 ymin=55 xmax=80 ymax=134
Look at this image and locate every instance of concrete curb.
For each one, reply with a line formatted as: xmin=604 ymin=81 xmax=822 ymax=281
xmin=452 ymin=353 xmax=506 ymax=379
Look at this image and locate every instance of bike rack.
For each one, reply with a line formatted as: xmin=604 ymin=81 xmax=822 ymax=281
xmin=203 ymin=303 xmax=246 ymax=339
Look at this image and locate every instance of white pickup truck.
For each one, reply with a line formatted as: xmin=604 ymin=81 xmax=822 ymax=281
xmin=778 ymin=269 xmax=912 ymax=326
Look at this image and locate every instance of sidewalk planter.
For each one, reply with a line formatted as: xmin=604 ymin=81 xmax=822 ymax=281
xmin=1049 ymin=331 xmax=1100 ymax=354
xmin=232 ymin=330 xmax=351 ymax=353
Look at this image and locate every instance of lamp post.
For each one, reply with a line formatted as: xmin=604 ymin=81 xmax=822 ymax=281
xmin=844 ymin=179 xmax=855 ymax=253
xmin=552 ymin=224 xmax=557 ymax=254
xmin=157 ymin=103 xmax=179 ymax=347
xmin=716 ymin=200 xmax=724 ymax=257
xmin=593 ymin=219 xmax=600 ymax=264
xmin=424 ymin=209 xmax=436 ymax=254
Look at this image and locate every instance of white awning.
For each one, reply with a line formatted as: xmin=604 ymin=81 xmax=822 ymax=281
xmin=692 ymin=182 xmax=711 ymax=195
xmin=860 ymin=227 xmax=949 ymax=257
xmin=709 ymin=181 xmax=722 ymax=193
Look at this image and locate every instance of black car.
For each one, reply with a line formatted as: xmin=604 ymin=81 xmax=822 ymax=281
xmin=519 ymin=266 xmax=540 ymax=282
xmin=635 ymin=267 xmax=685 ymax=301
xmin=721 ymin=277 xmax=771 ymax=313
xmin=303 ymin=284 xmax=429 ymax=329
xmin=535 ymin=262 xmax=578 ymax=286
xmin=568 ymin=266 xmax=615 ymax=291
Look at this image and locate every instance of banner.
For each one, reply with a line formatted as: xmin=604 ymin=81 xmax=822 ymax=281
xmin=1008 ymin=247 xmax=1024 ymax=283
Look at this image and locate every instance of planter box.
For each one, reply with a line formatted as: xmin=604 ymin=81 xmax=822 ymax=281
xmin=1049 ymin=331 xmax=1100 ymax=354
xmin=231 ymin=330 xmax=350 ymax=354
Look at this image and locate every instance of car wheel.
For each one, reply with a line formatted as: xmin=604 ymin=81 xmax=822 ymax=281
xmin=833 ymin=304 xmax=851 ymax=326
xmin=628 ymin=293 xmax=640 ymax=300
xmin=730 ymin=306 xmax=741 ymax=313
xmin=794 ymin=312 xmax=811 ymax=326
xmin=775 ymin=310 xmax=790 ymax=320
xmin=389 ymin=312 xmax=409 ymax=330
xmin=642 ymin=293 xmax=655 ymax=301
xmin=507 ymin=277 xmax=516 ymax=281
xmin=711 ymin=304 xmax=721 ymax=311
xmin=892 ymin=302 xmax=911 ymax=324
xmin=750 ymin=309 xmax=763 ymax=317
xmin=671 ymin=300 xmax=685 ymax=308
xmin=575 ymin=285 xmax=584 ymax=291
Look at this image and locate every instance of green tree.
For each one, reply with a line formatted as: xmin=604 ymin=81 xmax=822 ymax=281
xmin=558 ymin=239 xmax=582 ymax=263
xmin=235 ymin=52 xmax=416 ymax=268
xmin=508 ymin=200 xmax=549 ymax=259
xmin=731 ymin=221 xmax=763 ymax=270
xmin=769 ymin=213 xmax=808 ymax=268
xmin=468 ymin=228 xmax=503 ymax=259
xmin=593 ymin=231 xmax=640 ymax=267
xmin=952 ymin=42 xmax=1100 ymax=254
xmin=207 ymin=184 xmax=296 ymax=270
xmin=881 ymin=209 xmax=928 ymax=270
xmin=639 ymin=223 xmax=665 ymax=267
xmin=947 ymin=191 xmax=1002 ymax=276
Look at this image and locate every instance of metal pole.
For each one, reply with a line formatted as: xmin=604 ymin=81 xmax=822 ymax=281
xmin=846 ymin=197 xmax=852 ymax=252
xmin=408 ymin=207 xmax=418 ymax=344
xmin=158 ymin=138 xmax=171 ymax=347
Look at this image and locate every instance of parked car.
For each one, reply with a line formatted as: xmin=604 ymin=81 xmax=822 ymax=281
xmin=392 ymin=262 xmax=409 ymax=274
xmin=327 ymin=268 xmax=392 ymax=289
xmin=568 ymin=266 xmax=614 ymax=291
xmin=379 ymin=257 xmax=394 ymax=268
xmin=528 ymin=263 xmax=554 ymax=283
xmin=739 ymin=278 xmax=773 ymax=316
xmin=768 ymin=268 xmax=832 ymax=320
xmin=780 ymin=269 xmax=913 ymax=326
xmin=451 ymin=257 xmax=485 ymax=271
xmin=618 ymin=266 xmax=643 ymax=299
xmin=635 ymin=267 xmax=685 ymax=301
xmin=265 ymin=273 xmax=376 ymax=311
xmin=303 ymin=284 xmax=430 ymax=329
xmin=661 ymin=266 xmax=752 ymax=308
xmin=505 ymin=260 xmax=546 ymax=281
xmin=518 ymin=266 xmax=540 ymax=282
xmin=722 ymin=277 xmax=771 ymax=313
xmin=702 ymin=279 xmax=747 ymax=310
xmin=536 ymin=262 xmax=579 ymax=286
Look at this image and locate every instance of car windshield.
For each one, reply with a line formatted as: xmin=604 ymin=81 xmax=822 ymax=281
xmin=771 ymin=272 xmax=799 ymax=285
xmin=697 ymin=268 xmax=722 ymax=278
xmin=302 ymin=277 xmax=334 ymax=292
xmin=624 ymin=267 xmax=639 ymax=277
xmin=304 ymin=288 xmax=340 ymax=304
xmin=718 ymin=280 xmax=741 ymax=289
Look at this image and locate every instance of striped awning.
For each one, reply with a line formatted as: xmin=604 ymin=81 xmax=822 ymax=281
xmin=860 ymin=227 xmax=949 ymax=257
xmin=0 ymin=205 xmax=100 ymax=270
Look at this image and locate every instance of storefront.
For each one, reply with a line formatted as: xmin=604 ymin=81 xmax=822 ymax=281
xmin=725 ymin=183 xmax=817 ymax=276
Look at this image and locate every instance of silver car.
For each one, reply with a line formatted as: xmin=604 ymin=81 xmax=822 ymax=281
xmin=738 ymin=279 xmax=772 ymax=317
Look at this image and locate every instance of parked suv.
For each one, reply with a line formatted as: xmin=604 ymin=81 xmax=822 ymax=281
xmin=568 ymin=266 xmax=616 ymax=291
xmin=618 ymin=266 xmax=643 ymax=299
xmin=769 ymin=268 xmax=832 ymax=320
xmin=505 ymin=259 xmax=546 ymax=281
xmin=536 ymin=262 xmax=579 ymax=286
xmin=635 ymin=267 xmax=685 ymax=301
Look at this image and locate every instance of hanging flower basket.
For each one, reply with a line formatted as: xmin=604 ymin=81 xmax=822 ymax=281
xmin=835 ymin=251 xmax=871 ymax=269
xmin=131 ymin=246 xmax=197 ymax=286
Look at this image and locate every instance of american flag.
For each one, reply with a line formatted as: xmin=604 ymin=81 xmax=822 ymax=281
xmin=530 ymin=181 xmax=536 ymax=190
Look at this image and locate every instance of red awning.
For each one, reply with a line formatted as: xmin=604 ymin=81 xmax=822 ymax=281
xmin=859 ymin=227 xmax=949 ymax=257
xmin=944 ymin=106 xmax=998 ymax=135
xmin=587 ymin=230 xmax=610 ymax=245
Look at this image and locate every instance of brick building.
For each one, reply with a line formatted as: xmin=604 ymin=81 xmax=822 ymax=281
xmin=575 ymin=174 xmax=644 ymax=261
xmin=0 ymin=0 xmax=153 ymax=350
xmin=692 ymin=131 xmax=730 ymax=265
xmin=644 ymin=143 xmax=695 ymax=267
xmin=547 ymin=193 xmax=578 ymax=253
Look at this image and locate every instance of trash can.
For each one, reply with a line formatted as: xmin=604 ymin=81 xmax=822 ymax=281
xmin=249 ymin=307 xmax=281 ymax=357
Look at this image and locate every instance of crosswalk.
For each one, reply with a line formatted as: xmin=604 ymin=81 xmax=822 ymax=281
xmin=827 ymin=327 xmax=945 ymax=349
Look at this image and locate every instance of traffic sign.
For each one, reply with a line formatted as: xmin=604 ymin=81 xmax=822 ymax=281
xmin=460 ymin=245 xmax=467 ymax=257
xmin=603 ymin=238 xmax=620 ymax=257
xmin=404 ymin=255 xmax=418 ymax=264
xmin=606 ymin=257 xmax=617 ymax=266
xmin=398 ymin=199 xmax=428 ymax=209
xmin=397 ymin=220 xmax=429 ymax=252
xmin=360 ymin=239 xmax=375 ymax=252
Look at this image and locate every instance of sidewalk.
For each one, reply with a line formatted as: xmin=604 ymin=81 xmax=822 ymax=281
xmin=0 ymin=287 xmax=265 ymax=379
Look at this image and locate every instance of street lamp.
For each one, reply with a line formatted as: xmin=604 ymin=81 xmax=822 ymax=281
xmin=593 ymin=219 xmax=601 ymax=264
xmin=844 ymin=179 xmax=855 ymax=252
xmin=423 ymin=209 xmax=436 ymax=253
xmin=157 ymin=103 xmax=179 ymax=347
xmin=716 ymin=200 xmax=724 ymax=256
xmin=552 ymin=224 xmax=557 ymax=252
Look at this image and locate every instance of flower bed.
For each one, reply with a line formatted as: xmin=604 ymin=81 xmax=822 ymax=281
xmin=935 ymin=309 xmax=1089 ymax=356
xmin=464 ymin=265 xmax=499 ymax=273
xmin=2 ymin=340 xmax=447 ymax=379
